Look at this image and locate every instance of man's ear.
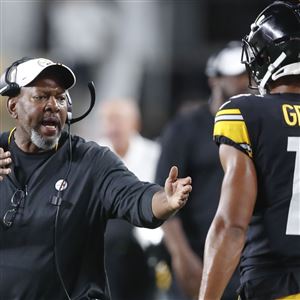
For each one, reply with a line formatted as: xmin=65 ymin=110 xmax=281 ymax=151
xmin=7 ymin=97 xmax=18 ymax=119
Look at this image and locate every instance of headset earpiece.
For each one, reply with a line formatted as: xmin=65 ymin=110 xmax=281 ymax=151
xmin=0 ymin=83 xmax=21 ymax=97
xmin=0 ymin=71 xmax=20 ymax=97
xmin=0 ymin=57 xmax=33 ymax=97
xmin=66 ymin=91 xmax=72 ymax=123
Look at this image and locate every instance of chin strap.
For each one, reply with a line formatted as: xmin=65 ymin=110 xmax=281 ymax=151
xmin=258 ymin=52 xmax=287 ymax=95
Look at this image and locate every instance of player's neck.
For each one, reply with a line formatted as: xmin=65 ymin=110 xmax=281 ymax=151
xmin=269 ymin=76 xmax=300 ymax=94
xmin=270 ymin=85 xmax=300 ymax=94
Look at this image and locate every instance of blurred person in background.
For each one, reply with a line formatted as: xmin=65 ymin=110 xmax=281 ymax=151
xmin=97 ymin=98 xmax=167 ymax=300
xmin=155 ymin=41 xmax=250 ymax=300
xmin=98 ymin=99 xmax=160 ymax=181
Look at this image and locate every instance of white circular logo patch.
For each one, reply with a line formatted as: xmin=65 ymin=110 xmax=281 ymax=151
xmin=55 ymin=179 xmax=68 ymax=191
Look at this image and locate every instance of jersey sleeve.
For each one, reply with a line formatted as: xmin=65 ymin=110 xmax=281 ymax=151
xmin=213 ymin=100 xmax=253 ymax=158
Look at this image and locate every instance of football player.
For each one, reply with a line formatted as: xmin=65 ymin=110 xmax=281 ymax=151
xmin=199 ymin=1 xmax=300 ymax=299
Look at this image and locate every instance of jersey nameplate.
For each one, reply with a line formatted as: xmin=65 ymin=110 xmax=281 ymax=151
xmin=282 ymin=104 xmax=300 ymax=126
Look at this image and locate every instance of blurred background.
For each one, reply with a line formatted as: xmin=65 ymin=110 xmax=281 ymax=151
xmin=0 ymin=1 xmax=274 ymax=300
xmin=0 ymin=0 xmax=272 ymax=140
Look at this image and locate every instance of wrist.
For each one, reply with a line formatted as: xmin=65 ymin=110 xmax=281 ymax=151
xmin=152 ymin=191 xmax=177 ymax=220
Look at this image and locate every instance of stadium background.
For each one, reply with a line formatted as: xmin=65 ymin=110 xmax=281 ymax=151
xmin=0 ymin=0 xmax=272 ymax=140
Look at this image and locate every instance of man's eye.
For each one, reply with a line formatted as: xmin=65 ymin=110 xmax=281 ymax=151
xmin=33 ymin=95 xmax=48 ymax=101
xmin=57 ymin=96 xmax=66 ymax=104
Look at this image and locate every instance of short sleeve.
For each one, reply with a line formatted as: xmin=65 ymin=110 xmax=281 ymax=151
xmin=213 ymin=100 xmax=253 ymax=158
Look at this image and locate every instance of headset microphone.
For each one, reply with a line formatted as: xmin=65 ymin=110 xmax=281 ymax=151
xmin=69 ymin=81 xmax=96 ymax=124
xmin=66 ymin=91 xmax=72 ymax=123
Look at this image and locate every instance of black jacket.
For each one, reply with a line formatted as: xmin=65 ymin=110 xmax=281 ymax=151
xmin=0 ymin=131 xmax=163 ymax=300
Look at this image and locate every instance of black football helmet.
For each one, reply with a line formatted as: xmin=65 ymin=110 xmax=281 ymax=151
xmin=242 ymin=0 xmax=300 ymax=95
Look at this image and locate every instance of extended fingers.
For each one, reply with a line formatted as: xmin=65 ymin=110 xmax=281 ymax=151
xmin=178 ymin=185 xmax=192 ymax=200
xmin=0 ymin=149 xmax=12 ymax=181
xmin=0 ymin=150 xmax=12 ymax=167
xmin=175 ymin=182 xmax=192 ymax=199
xmin=181 ymin=176 xmax=192 ymax=185
xmin=0 ymin=167 xmax=12 ymax=181
xmin=181 ymin=184 xmax=192 ymax=195
xmin=0 ymin=148 xmax=11 ymax=159
xmin=175 ymin=177 xmax=192 ymax=190
xmin=168 ymin=166 xmax=178 ymax=183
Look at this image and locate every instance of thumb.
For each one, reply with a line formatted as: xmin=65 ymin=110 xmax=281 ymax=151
xmin=168 ymin=166 xmax=178 ymax=183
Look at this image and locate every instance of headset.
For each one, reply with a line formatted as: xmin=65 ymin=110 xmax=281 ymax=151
xmin=0 ymin=57 xmax=72 ymax=123
xmin=1 ymin=57 xmax=96 ymax=299
xmin=0 ymin=57 xmax=95 ymax=125
xmin=0 ymin=57 xmax=32 ymax=98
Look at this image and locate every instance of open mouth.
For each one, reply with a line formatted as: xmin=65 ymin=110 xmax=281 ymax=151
xmin=41 ymin=117 xmax=60 ymax=135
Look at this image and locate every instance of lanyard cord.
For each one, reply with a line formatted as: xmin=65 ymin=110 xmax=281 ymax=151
xmin=53 ymin=122 xmax=72 ymax=300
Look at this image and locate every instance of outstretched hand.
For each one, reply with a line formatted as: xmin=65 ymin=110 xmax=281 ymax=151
xmin=152 ymin=166 xmax=192 ymax=220
xmin=164 ymin=166 xmax=192 ymax=211
xmin=0 ymin=148 xmax=11 ymax=181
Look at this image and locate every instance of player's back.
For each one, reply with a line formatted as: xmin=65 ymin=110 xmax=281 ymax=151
xmin=214 ymin=93 xmax=300 ymax=282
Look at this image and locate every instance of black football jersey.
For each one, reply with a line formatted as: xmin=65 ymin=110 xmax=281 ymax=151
xmin=213 ymin=93 xmax=300 ymax=282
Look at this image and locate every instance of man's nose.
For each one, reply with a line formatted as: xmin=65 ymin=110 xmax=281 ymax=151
xmin=45 ymin=96 xmax=60 ymax=111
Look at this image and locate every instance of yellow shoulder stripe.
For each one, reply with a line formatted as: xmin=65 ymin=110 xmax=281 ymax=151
xmin=214 ymin=120 xmax=252 ymax=158
xmin=214 ymin=120 xmax=250 ymax=144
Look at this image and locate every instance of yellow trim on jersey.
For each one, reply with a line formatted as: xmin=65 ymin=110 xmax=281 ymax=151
xmin=214 ymin=108 xmax=252 ymax=158
xmin=277 ymin=293 xmax=300 ymax=299
xmin=214 ymin=120 xmax=250 ymax=145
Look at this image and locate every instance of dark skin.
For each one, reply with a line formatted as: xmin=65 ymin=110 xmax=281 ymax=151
xmin=0 ymin=149 xmax=11 ymax=181
xmin=162 ymin=71 xmax=249 ymax=300
xmin=7 ymin=76 xmax=68 ymax=153
xmin=0 ymin=74 xmax=67 ymax=180
xmin=198 ymin=79 xmax=300 ymax=299
xmin=198 ymin=144 xmax=257 ymax=299
xmin=0 ymin=74 xmax=192 ymax=219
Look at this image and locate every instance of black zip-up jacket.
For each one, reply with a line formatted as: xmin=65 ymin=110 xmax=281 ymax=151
xmin=0 ymin=131 xmax=163 ymax=300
